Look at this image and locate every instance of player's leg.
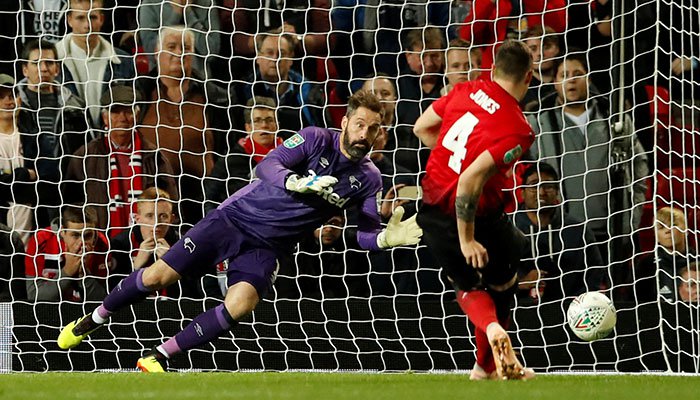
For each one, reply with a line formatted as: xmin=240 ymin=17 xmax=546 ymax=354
xmin=137 ymin=281 xmax=259 ymax=372
xmin=478 ymin=216 xmax=533 ymax=380
xmin=58 ymin=209 xmax=238 ymax=350
xmin=453 ymin=287 xmax=501 ymax=375
xmin=470 ymin=328 xmax=497 ymax=380
xmin=137 ymin=245 xmax=278 ymax=372
xmin=57 ymin=260 xmax=181 ymax=350
xmin=417 ymin=206 xmax=497 ymax=377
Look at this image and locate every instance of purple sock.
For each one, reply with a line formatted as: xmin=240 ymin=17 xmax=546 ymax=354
xmin=102 ymin=269 xmax=151 ymax=314
xmin=164 ymin=304 xmax=235 ymax=357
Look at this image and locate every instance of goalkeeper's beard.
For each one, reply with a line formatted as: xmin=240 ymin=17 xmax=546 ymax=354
xmin=342 ymin=127 xmax=372 ymax=161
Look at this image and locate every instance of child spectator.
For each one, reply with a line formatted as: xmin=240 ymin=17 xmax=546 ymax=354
xmin=441 ymin=38 xmax=482 ymax=95
xmin=110 ymin=187 xmax=216 ymax=299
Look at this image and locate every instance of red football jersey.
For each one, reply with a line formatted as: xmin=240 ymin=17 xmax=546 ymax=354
xmin=422 ymin=80 xmax=534 ymax=216
xmin=25 ymin=229 xmax=111 ymax=278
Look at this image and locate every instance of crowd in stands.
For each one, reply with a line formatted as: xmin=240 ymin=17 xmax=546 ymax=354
xmin=0 ymin=0 xmax=698 ymax=306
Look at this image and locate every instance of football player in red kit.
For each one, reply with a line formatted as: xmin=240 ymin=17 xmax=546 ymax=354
xmin=414 ymin=40 xmax=535 ymax=380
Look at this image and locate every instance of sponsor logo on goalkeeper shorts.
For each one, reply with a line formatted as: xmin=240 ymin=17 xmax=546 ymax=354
xmin=319 ymin=157 xmax=329 ymax=168
xmin=184 ymin=238 xmax=196 ymax=254
xmin=283 ymin=133 xmax=305 ymax=148
xmin=317 ymin=186 xmax=349 ymax=208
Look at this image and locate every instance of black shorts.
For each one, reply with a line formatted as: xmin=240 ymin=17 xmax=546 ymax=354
xmin=417 ymin=204 xmax=526 ymax=291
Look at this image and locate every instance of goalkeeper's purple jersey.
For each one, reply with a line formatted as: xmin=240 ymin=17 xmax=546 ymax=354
xmin=218 ymin=127 xmax=384 ymax=251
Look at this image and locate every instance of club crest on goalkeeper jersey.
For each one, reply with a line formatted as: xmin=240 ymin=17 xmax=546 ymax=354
xmin=218 ymin=127 xmax=383 ymax=250
xmin=422 ymin=80 xmax=534 ymax=217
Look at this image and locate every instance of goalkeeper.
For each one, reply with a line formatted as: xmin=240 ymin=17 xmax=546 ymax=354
xmin=57 ymin=90 xmax=422 ymax=372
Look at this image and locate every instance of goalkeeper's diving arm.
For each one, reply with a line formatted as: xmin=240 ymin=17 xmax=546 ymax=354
xmin=355 ymin=195 xmax=423 ymax=251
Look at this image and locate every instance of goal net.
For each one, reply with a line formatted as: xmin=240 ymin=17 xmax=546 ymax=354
xmin=1 ymin=0 xmax=698 ymax=373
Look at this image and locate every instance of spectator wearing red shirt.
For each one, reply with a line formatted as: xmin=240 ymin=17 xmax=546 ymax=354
xmin=25 ymin=206 xmax=111 ymax=302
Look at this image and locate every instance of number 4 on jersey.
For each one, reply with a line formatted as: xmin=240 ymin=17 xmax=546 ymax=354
xmin=442 ymin=112 xmax=479 ymax=174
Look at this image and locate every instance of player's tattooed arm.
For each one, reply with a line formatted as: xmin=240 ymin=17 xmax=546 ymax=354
xmin=454 ymin=151 xmax=498 ymax=268
xmin=455 ymin=194 xmax=479 ymax=222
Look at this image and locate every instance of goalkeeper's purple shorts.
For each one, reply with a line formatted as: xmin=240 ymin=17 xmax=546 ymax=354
xmin=161 ymin=209 xmax=279 ymax=296
xmin=417 ymin=204 xmax=526 ymax=291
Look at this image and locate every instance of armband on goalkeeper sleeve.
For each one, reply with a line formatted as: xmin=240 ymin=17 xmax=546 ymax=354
xmin=285 ymin=170 xmax=338 ymax=194
xmin=376 ymin=206 xmax=423 ymax=248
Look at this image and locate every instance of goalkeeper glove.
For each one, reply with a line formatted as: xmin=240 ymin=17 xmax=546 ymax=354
xmin=285 ymin=170 xmax=338 ymax=194
xmin=376 ymin=206 xmax=423 ymax=248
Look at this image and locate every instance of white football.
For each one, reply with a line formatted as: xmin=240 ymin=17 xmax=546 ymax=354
xmin=567 ymin=291 xmax=617 ymax=341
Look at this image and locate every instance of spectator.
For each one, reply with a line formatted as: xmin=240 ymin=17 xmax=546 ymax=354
xmin=514 ymin=162 xmax=606 ymax=304
xmin=63 ymin=85 xmax=178 ymax=235
xmin=0 ymin=223 xmax=27 ymax=302
xmin=678 ymin=265 xmax=699 ymax=304
xmin=24 ymin=205 xmax=110 ymax=302
xmin=394 ymin=27 xmax=445 ymax=173
xmin=237 ymin=27 xmax=322 ymax=133
xmin=275 ymin=215 xmax=370 ymax=299
xmin=227 ymin=0 xmax=332 ymax=65
xmin=138 ymin=26 xmax=233 ymax=225
xmin=138 ymin=0 xmax=220 ymax=77
xmin=204 ymin=96 xmax=281 ymax=214
xmin=521 ymin=25 xmax=560 ymax=112
xmin=356 ymin=1 xmax=449 ymax=78
xmin=221 ymin=0 xmax=334 ymax=84
xmin=111 ymin=187 xmax=177 ymax=274
xmin=635 ymin=207 xmax=695 ymax=303
xmin=20 ymin=0 xmax=69 ymax=44
xmin=18 ymin=39 xmax=88 ymax=228
xmin=565 ymin=0 xmax=612 ymax=94
xmin=459 ymin=0 xmax=566 ymax=77
xmin=441 ymin=38 xmax=482 ymax=95
xmin=362 ymin=75 xmax=397 ymax=131
xmin=56 ymin=0 xmax=136 ymax=129
xmin=368 ymin=123 xmax=416 ymax=197
xmin=327 ymin=74 xmax=397 ymax=132
xmin=526 ymin=52 xmax=648 ymax=267
xmin=0 ymin=74 xmax=36 ymax=243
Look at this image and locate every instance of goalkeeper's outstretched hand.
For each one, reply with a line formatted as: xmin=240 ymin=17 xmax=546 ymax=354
xmin=286 ymin=170 xmax=338 ymax=194
xmin=377 ymin=206 xmax=423 ymax=248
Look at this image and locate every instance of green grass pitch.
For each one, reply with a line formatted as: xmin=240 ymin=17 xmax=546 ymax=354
xmin=0 ymin=372 xmax=698 ymax=400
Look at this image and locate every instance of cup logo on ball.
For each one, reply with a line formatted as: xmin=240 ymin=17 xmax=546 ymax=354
xmin=567 ymin=291 xmax=617 ymax=341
